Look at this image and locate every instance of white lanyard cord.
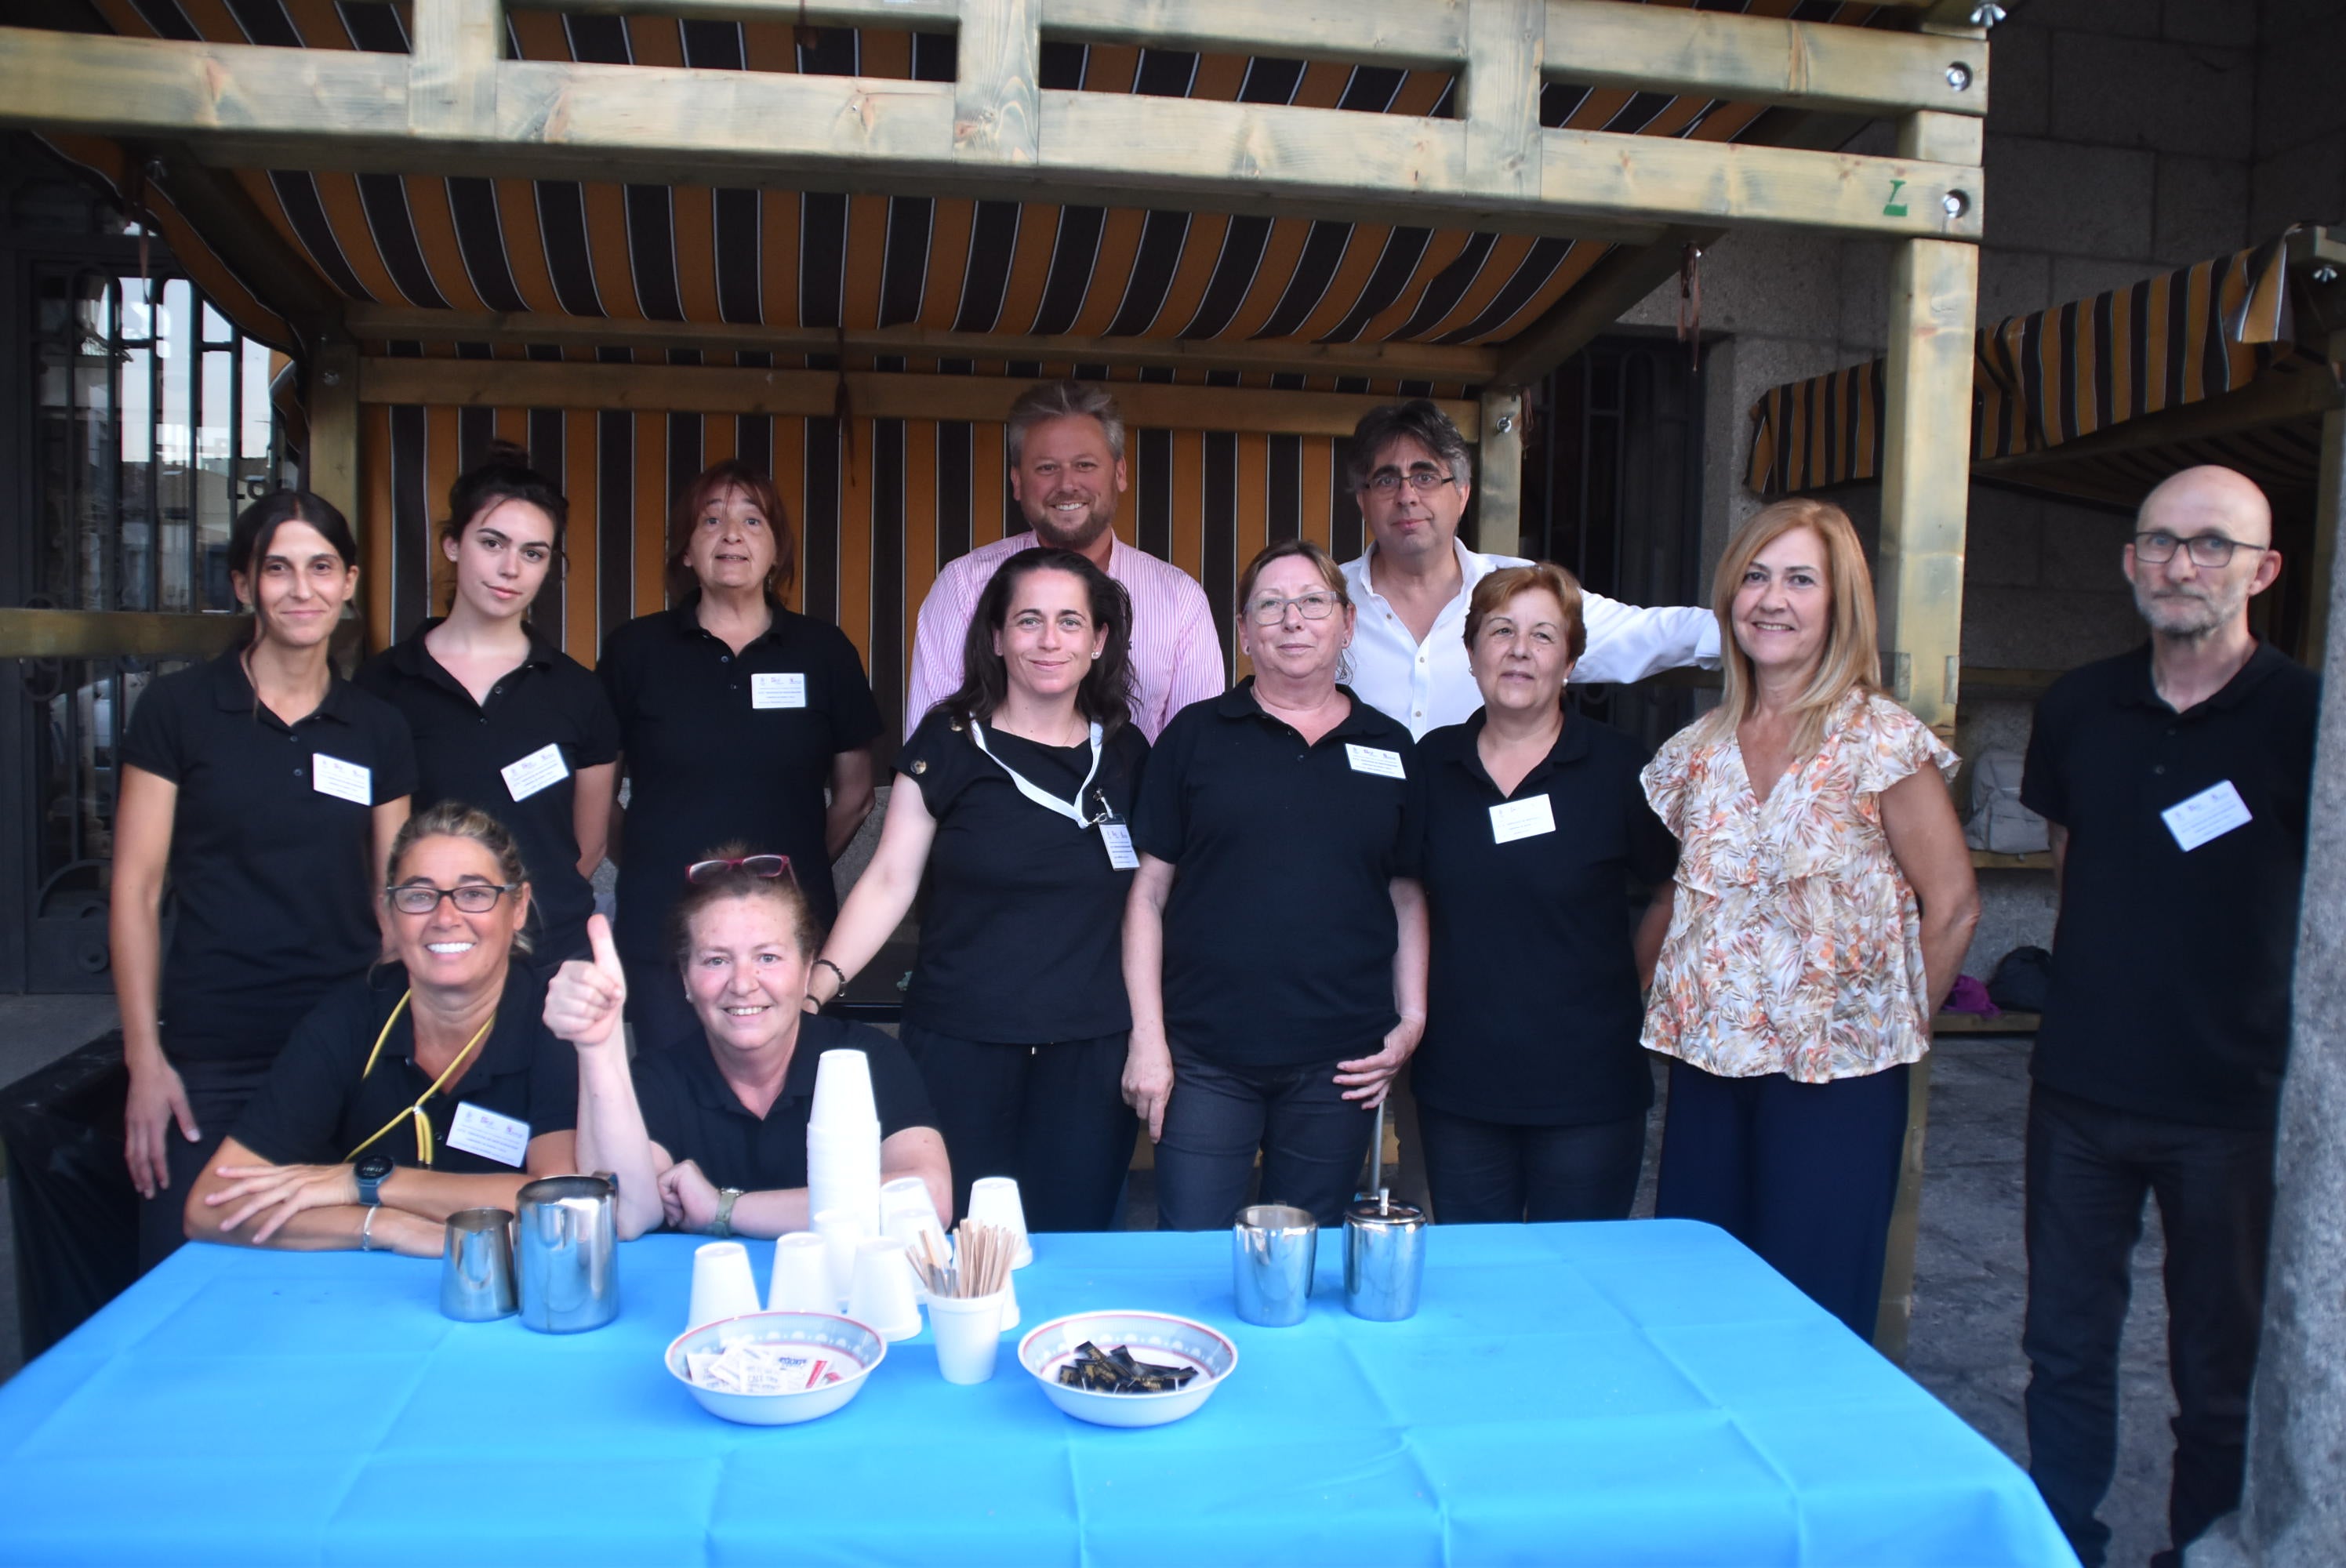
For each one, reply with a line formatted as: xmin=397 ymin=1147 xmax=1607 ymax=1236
xmin=968 ymin=720 xmax=1106 ymax=826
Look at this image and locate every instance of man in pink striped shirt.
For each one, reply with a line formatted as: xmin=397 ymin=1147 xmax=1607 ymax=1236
xmin=904 ymin=381 xmax=1225 ymax=740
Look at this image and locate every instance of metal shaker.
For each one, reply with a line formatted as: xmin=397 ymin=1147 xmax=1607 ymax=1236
xmin=1342 ymin=1193 xmax=1426 ymax=1321
xmin=1232 ymin=1203 xmax=1317 ymax=1326
xmin=515 ymin=1174 xmax=620 ymax=1333
xmin=440 ymin=1207 xmax=518 ymax=1322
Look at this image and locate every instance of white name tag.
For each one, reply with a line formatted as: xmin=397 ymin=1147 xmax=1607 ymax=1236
xmin=500 ymin=742 xmax=569 ymax=803
xmin=1101 ymin=822 xmax=1140 ymax=870
xmin=446 ymin=1102 xmax=531 ymax=1167
xmin=310 ymin=753 xmax=372 ymax=806
xmin=2162 ymin=780 xmax=2253 ymax=852
xmin=1490 ymin=795 xmax=1558 ymax=844
xmin=751 ymin=673 xmax=808 ymax=710
xmin=1346 ymin=744 xmax=1407 ymax=780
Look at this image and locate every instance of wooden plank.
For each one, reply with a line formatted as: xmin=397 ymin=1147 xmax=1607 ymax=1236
xmin=1044 ymin=0 xmax=1467 ymax=68
xmin=1931 ymin=1011 xmax=2040 ymax=1036
xmin=1545 ymin=0 xmax=1986 ymax=122
xmin=2309 ymin=327 xmax=2346 ymax=666
xmin=411 ymin=0 xmax=503 ymax=140
xmin=1473 ymin=386 xmax=1526 ymax=556
xmin=953 ymin=0 xmax=1038 ymax=167
xmin=1873 ymin=1054 xmax=1930 ymax=1361
xmin=0 ymin=608 xmax=249 ymax=660
xmin=356 ymin=357 xmax=1481 ymax=438
xmin=510 ymin=0 xmax=957 ymax=22
xmin=1899 ymin=108 xmax=1983 ymax=167
xmin=1970 ymin=849 xmax=2052 ymax=870
xmin=310 ymin=343 xmax=364 ymax=553
xmin=1492 ymin=225 xmax=1716 ymax=384
xmin=136 ymin=143 xmax=347 ymax=347
xmin=1878 ymin=237 xmax=1977 ymax=742
xmin=1462 ymin=0 xmax=1543 ymax=204
xmin=341 ymin=303 xmax=1502 ymax=380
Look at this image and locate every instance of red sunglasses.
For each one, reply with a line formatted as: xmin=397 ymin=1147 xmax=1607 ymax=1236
xmin=685 ymin=853 xmax=794 ymax=884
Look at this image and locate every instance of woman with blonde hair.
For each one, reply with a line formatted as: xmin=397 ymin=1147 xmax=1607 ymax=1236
xmin=1640 ymin=499 xmax=1978 ymax=1336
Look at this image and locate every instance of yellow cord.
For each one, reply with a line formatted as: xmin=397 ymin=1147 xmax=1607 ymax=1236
xmin=343 ymin=990 xmax=497 ymax=1168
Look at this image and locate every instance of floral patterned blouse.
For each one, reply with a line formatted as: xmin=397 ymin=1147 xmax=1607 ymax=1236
xmin=1640 ymin=688 xmax=1958 ymax=1083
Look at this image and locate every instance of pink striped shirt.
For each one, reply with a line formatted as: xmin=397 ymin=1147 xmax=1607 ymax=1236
xmin=904 ymin=532 xmax=1226 ymax=740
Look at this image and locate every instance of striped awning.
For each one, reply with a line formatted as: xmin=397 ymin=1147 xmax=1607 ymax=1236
xmin=1746 ymin=230 xmax=2338 ymax=508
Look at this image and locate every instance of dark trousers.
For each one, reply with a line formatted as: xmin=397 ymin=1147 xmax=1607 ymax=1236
xmin=1654 ymin=1058 xmax=1909 ymax=1338
xmin=135 ymin=1054 xmax=276 ymax=1273
xmin=1418 ymin=1105 xmax=1644 ymax=1223
xmin=1154 ymin=1044 xmax=1375 ymax=1230
xmin=899 ymin=1023 xmax=1138 ymax=1232
xmin=2022 ymin=1085 xmax=2275 ymax=1568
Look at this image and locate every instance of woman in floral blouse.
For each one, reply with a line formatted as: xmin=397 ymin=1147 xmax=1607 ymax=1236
xmin=1640 ymin=499 xmax=1978 ymax=1338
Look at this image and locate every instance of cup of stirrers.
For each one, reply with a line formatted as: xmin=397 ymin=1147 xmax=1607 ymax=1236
xmin=912 ymin=1221 xmax=1015 ymax=1301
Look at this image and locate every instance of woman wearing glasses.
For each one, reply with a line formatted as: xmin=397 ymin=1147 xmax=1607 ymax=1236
xmin=599 ymin=461 xmax=882 ymax=1054
xmin=182 ymin=805 xmax=581 ymax=1256
xmin=358 ymin=443 xmax=620 ymax=971
xmin=1125 ymin=538 xmax=1428 ymax=1229
xmin=111 ymin=491 xmax=417 ymax=1269
xmin=804 ymin=547 xmax=1146 ymax=1229
xmin=547 ymin=854 xmax=950 ymax=1242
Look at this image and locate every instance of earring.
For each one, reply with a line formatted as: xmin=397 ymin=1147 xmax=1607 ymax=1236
xmin=1091 ymin=650 xmax=1102 ymax=660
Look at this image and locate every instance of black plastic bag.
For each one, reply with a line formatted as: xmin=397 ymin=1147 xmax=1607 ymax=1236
xmin=1988 ymin=946 xmax=2055 ymax=1014
xmin=1 ymin=1032 xmax=140 ymax=1360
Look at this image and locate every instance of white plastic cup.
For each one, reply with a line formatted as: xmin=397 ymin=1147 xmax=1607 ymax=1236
xmin=810 ymin=1049 xmax=879 ymax=1127
xmin=687 ymin=1240 xmax=761 ymax=1330
xmin=968 ymin=1177 xmax=1034 ymax=1269
xmin=812 ymin=1207 xmax=866 ymax=1309
xmin=880 ymin=1174 xmax=942 ymax=1229
xmin=767 ymin=1231 xmax=833 ymax=1312
xmin=846 ymin=1236 xmax=924 ymax=1342
xmin=928 ymin=1290 xmax=1008 ymax=1385
xmin=807 ymin=1123 xmax=883 ymax=1234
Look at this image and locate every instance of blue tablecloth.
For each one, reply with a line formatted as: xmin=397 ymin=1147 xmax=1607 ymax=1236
xmin=0 ymin=1221 xmax=2073 ymax=1566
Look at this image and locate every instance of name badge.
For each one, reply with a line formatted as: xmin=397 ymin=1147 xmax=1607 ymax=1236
xmin=500 ymin=742 xmax=570 ymax=803
xmin=1346 ymin=744 xmax=1407 ymax=780
xmin=1101 ymin=822 xmax=1140 ymax=870
xmin=446 ymin=1102 xmax=531 ymax=1167
xmin=2162 ymin=779 xmax=2252 ymax=852
xmin=751 ymin=673 xmax=808 ymax=710
xmin=310 ymin=753 xmax=372 ymax=806
xmin=1490 ymin=795 xmax=1557 ymax=844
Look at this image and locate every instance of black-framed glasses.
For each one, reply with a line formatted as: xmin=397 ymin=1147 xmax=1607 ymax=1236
xmin=2133 ymin=531 xmax=2270 ymax=568
xmin=1246 ymin=591 xmax=1342 ymax=626
xmin=387 ymin=882 xmax=519 ymax=916
xmin=1366 ymin=467 xmax=1456 ymax=495
xmin=685 ymin=853 xmax=794 ymax=884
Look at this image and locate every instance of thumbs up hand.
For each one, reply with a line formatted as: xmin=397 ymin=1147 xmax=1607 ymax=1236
xmin=545 ymin=913 xmax=629 ymax=1051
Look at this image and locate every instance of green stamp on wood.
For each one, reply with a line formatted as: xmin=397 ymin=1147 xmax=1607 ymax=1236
xmin=1883 ymin=178 xmax=1909 ymax=218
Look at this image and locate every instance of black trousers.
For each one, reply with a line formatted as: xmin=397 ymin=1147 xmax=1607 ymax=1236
xmin=899 ymin=1023 xmax=1138 ymax=1232
xmin=1418 ymin=1105 xmax=1644 ymax=1223
xmin=2022 ymin=1084 xmax=2275 ymax=1568
xmin=1654 ymin=1058 xmax=1909 ymax=1338
xmin=135 ymin=1054 xmax=276 ymax=1273
xmin=1153 ymin=1044 xmax=1376 ymax=1230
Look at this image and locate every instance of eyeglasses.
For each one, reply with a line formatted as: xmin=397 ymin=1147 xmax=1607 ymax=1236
xmin=1246 ymin=591 xmax=1342 ymax=626
xmin=2133 ymin=531 xmax=2271 ymax=568
xmin=685 ymin=853 xmax=793 ymax=884
xmin=1365 ymin=468 xmax=1456 ymax=495
xmin=387 ymin=882 xmax=518 ymax=916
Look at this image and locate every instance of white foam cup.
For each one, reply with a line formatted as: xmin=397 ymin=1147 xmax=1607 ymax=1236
xmin=767 ymin=1231 xmax=833 ymax=1312
xmin=967 ymin=1177 xmax=1034 ymax=1268
xmin=928 ymin=1290 xmax=1008 ymax=1385
xmin=687 ymin=1240 xmax=761 ymax=1331
xmin=846 ymin=1236 xmax=924 ymax=1341
xmin=809 ymin=1049 xmax=879 ymax=1127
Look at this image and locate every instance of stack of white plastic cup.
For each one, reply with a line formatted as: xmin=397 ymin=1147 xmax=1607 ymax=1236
xmin=807 ymin=1050 xmax=882 ymax=1237
xmin=878 ymin=1176 xmax=950 ymax=1297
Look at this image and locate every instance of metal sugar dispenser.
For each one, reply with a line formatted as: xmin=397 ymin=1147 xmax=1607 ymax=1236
xmin=1342 ymin=1102 xmax=1426 ymax=1322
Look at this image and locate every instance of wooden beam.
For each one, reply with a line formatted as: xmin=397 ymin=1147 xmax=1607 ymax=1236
xmin=1544 ymin=0 xmax=1987 ymax=122
xmin=1473 ymin=386 xmax=1526 ymax=556
xmin=1874 ymin=1055 xmax=1932 ymax=1363
xmin=342 ymin=303 xmax=1499 ymax=381
xmin=1970 ymin=364 xmax=2346 ymax=480
xmin=356 ymin=356 xmax=1481 ymax=437
xmin=953 ymin=0 xmax=1037 ymax=166
xmin=1898 ymin=108 xmax=1984 ymax=168
xmin=0 ymin=27 xmax=1985 ymax=244
xmin=1462 ymin=0 xmax=1543 ymax=205
xmin=411 ymin=0 xmax=503 ymax=140
xmin=307 ymin=343 xmax=362 ymax=540
xmin=134 ymin=143 xmax=345 ymax=347
xmin=1878 ymin=238 xmax=1975 ymax=739
xmin=1491 ymin=227 xmax=1714 ymax=384
xmin=2308 ymin=328 xmax=2346 ymax=666
xmin=0 ymin=608 xmax=248 ymax=660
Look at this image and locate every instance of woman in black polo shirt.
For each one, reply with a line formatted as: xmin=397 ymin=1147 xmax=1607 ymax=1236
xmin=599 ymin=461 xmax=882 ymax=1054
xmin=183 ymin=804 xmax=579 ymax=1257
xmin=111 ymin=491 xmax=417 ymax=1269
xmin=1126 ymin=538 xmax=1428 ymax=1230
xmin=547 ymin=856 xmax=949 ymax=1241
xmin=1411 ymin=563 xmax=1679 ymax=1223
xmin=805 ymin=546 xmax=1146 ymax=1230
xmin=358 ymin=443 xmax=619 ymax=970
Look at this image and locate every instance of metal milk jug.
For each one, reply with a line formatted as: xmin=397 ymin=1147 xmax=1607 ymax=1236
xmin=515 ymin=1174 xmax=620 ymax=1333
xmin=1342 ymin=1194 xmax=1426 ymax=1322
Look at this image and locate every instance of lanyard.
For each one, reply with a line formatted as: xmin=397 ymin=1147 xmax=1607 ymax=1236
xmin=968 ymin=720 xmax=1107 ymax=826
xmin=343 ymin=990 xmax=498 ymax=1168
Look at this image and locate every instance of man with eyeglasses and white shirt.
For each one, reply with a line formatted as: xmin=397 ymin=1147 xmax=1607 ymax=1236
xmin=1338 ymin=400 xmax=1718 ymax=739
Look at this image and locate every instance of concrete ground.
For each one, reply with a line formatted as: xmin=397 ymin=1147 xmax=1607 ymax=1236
xmin=0 ymin=1001 xmax=2174 ymax=1561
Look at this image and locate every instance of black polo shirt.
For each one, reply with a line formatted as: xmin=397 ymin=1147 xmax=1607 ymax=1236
xmin=358 ymin=622 xmax=622 ymax=965
xmin=1134 ymin=681 xmax=1418 ymax=1068
xmin=231 ymin=962 xmax=577 ymax=1172
xmin=630 ymin=1013 xmax=937 ymax=1192
xmin=1409 ymin=710 xmax=1678 ymax=1126
xmin=598 ymin=597 xmax=882 ymax=961
xmin=2021 ymin=641 xmax=2318 ymax=1128
xmin=119 ymin=649 xmax=418 ymax=1063
xmin=894 ymin=711 xmax=1148 ymax=1043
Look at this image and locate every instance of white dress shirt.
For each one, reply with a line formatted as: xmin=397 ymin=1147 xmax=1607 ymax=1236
xmin=904 ymin=531 xmax=1227 ymax=740
xmin=1341 ymin=539 xmax=1722 ymax=739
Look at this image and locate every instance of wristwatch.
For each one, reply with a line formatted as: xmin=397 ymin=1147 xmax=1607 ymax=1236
xmin=710 ymin=1188 xmax=744 ymax=1239
xmin=354 ymin=1154 xmax=395 ymax=1207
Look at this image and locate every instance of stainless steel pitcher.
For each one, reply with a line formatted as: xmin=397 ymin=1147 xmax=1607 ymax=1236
xmin=1342 ymin=1194 xmax=1425 ymax=1322
xmin=515 ymin=1174 xmax=619 ymax=1334
xmin=1232 ymin=1203 xmax=1317 ymax=1327
xmin=440 ymin=1207 xmax=518 ymax=1322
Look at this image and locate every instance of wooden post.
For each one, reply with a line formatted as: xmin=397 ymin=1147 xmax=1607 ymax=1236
xmin=2305 ymin=327 xmax=2346 ymax=666
xmin=953 ymin=0 xmax=1040 ymax=165
xmin=409 ymin=0 xmax=502 ymax=139
xmin=306 ymin=342 xmax=366 ymax=641
xmin=1475 ymin=386 xmax=1527 ymax=557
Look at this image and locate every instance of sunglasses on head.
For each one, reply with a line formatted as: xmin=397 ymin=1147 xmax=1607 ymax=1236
xmin=685 ymin=853 xmax=794 ymax=884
